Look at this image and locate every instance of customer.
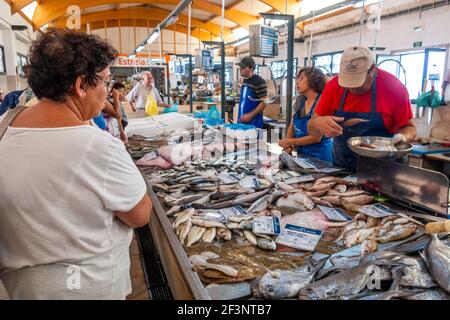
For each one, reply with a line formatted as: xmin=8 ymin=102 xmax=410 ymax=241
xmin=279 ymin=67 xmax=333 ymax=162
xmin=0 ymin=65 xmax=35 ymax=115
xmin=103 ymin=82 xmax=128 ymax=142
xmin=0 ymin=89 xmax=3 ymax=103
xmin=126 ymin=71 xmax=169 ymax=112
xmin=0 ymin=28 xmax=152 ymax=300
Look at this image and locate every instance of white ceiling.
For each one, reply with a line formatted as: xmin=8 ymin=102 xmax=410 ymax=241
xmin=233 ymin=0 xmax=273 ymax=14
xmin=210 ymin=16 xmax=238 ymax=28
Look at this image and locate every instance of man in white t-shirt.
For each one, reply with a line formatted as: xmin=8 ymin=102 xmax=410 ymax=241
xmin=442 ymin=69 xmax=450 ymax=105
xmin=126 ymin=71 xmax=169 ymax=112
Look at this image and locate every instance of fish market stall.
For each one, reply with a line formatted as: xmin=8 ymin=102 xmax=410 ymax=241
xmin=126 ymin=127 xmax=450 ymax=300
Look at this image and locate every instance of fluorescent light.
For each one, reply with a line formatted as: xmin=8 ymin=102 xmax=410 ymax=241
xmin=22 ymin=1 xmax=38 ymax=20
xmin=233 ymin=38 xmax=249 ymax=47
xmin=136 ymin=44 xmax=145 ymax=53
xmin=232 ymin=27 xmax=249 ymax=40
xmin=300 ymin=0 xmax=347 ymax=15
xmin=353 ymin=0 xmax=383 ymax=8
xmin=414 ymin=26 xmax=423 ymax=32
xmin=128 ymin=54 xmax=136 ymax=59
xmin=166 ymin=15 xmax=178 ymax=27
xmin=147 ymin=31 xmax=159 ymax=44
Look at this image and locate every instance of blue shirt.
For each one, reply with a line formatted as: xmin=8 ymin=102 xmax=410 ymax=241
xmin=0 ymin=90 xmax=24 ymax=116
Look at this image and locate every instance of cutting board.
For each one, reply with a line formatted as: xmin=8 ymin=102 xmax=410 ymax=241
xmin=412 ymin=144 xmax=450 ymax=155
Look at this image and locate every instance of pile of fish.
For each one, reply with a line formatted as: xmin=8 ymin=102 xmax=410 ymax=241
xmin=275 ymin=176 xmax=374 ymax=209
xmin=172 ymin=208 xmax=279 ymax=251
xmin=251 ymin=235 xmax=450 ymax=300
xmin=336 ymin=213 xmax=423 ymax=256
xmin=130 ymin=137 xmax=450 ymax=300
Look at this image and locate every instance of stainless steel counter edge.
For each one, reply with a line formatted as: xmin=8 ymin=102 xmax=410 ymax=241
xmin=143 ymin=174 xmax=211 ymax=300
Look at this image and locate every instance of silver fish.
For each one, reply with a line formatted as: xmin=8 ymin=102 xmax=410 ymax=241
xmin=424 ymin=234 xmax=450 ymax=294
xmin=253 ymin=254 xmax=328 ymax=299
xmin=202 ymin=227 xmax=217 ymax=243
xmin=257 ymin=238 xmax=277 ymax=251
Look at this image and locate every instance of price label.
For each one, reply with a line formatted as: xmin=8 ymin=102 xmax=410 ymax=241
xmin=252 ymin=216 xmax=281 ymax=235
xmin=318 ymin=205 xmax=352 ymax=222
xmin=218 ymin=172 xmax=241 ymax=184
xmin=219 ymin=206 xmax=248 ymax=219
xmin=239 ymin=176 xmax=261 ymax=189
xmin=276 ymin=224 xmax=322 ymax=251
xmin=358 ymin=203 xmax=396 ymax=218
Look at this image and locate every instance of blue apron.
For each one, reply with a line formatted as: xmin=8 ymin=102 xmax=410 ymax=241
xmin=293 ymin=94 xmax=333 ymax=163
xmin=238 ymin=83 xmax=264 ymax=128
xmin=333 ymin=73 xmax=392 ymax=171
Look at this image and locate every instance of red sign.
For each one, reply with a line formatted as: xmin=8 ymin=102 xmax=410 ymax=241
xmin=114 ymin=57 xmax=151 ymax=67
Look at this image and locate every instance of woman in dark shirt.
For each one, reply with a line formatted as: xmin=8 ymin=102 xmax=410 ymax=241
xmin=279 ymin=67 xmax=333 ymax=163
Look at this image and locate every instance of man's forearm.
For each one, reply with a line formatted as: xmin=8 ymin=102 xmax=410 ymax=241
xmin=398 ymin=125 xmax=416 ymax=142
xmin=249 ymin=101 xmax=267 ymax=118
xmin=307 ymin=115 xmax=322 ymax=138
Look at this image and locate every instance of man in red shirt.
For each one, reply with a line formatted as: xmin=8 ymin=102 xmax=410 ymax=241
xmin=308 ymin=46 xmax=416 ymax=170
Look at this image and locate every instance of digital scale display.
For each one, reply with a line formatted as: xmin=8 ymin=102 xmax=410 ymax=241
xmin=249 ymin=24 xmax=279 ymax=58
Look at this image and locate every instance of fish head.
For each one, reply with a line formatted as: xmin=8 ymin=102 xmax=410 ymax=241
xmin=298 ymin=287 xmax=318 ymax=300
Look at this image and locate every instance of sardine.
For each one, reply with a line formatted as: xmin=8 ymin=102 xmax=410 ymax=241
xmin=228 ymin=215 xmax=253 ymax=223
xmin=360 ymin=240 xmax=378 ymax=256
xmin=243 ymin=230 xmax=258 ymax=245
xmin=186 ymin=226 xmax=207 ymax=247
xmin=202 ymin=227 xmax=217 ymax=243
xmin=343 ymin=195 xmax=374 ymax=205
xmin=327 ymin=190 xmax=367 ymax=197
xmin=172 ymin=209 xmax=194 ymax=229
xmin=424 ymin=234 xmax=450 ymax=294
xmin=191 ymin=218 xmax=227 ymax=229
xmin=189 ymin=252 xmax=238 ymax=277
xmin=290 ymin=192 xmax=315 ymax=210
xmin=178 ymin=219 xmax=192 ymax=246
xmin=257 ymin=238 xmax=277 ymax=251
xmin=320 ymin=196 xmax=342 ymax=206
xmin=333 ymin=184 xmax=347 ymax=193
xmin=371 ymin=223 xmax=417 ymax=244
xmin=217 ymin=227 xmax=232 ymax=240
xmin=309 ymin=182 xmax=336 ymax=192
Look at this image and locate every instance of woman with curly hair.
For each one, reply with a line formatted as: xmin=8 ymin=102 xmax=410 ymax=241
xmin=0 ymin=28 xmax=152 ymax=299
xmin=279 ymin=67 xmax=333 ymax=163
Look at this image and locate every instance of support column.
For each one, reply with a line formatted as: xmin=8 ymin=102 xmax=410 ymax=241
xmin=1 ymin=27 xmax=19 ymax=91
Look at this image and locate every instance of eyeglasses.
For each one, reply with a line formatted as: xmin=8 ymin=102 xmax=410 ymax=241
xmin=102 ymin=76 xmax=114 ymax=91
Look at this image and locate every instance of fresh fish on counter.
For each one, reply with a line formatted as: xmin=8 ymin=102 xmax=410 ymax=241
xmin=202 ymin=228 xmax=217 ymax=243
xmin=423 ymin=234 xmax=450 ymax=294
xmin=243 ymin=230 xmax=258 ymax=246
xmin=191 ymin=218 xmax=227 ymax=229
xmin=298 ymin=258 xmax=396 ymax=300
xmin=252 ymin=253 xmax=328 ymax=299
xmin=370 ymin=223 xmax=417 ymax=243
xmin=257 ymin=238 xmax=277 ymax=251
xmin=217 ymin=228 xmax=232 ymax=241
xmin=189 ymin=252 xmax=239 ymax=277
xmin=186 ymin=226 xmax=207 ymax=247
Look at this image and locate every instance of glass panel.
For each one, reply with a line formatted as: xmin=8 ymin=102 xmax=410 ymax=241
xmin=377 ymin=55 xmax=400 ymax=78
xmin=400 ymin=52 xmax=425 ymax=99
xmin=425 ymin=50 xmax=446 ymax=94
xmin=331 ymin=53 xmax=342 ymax=74
xmin=313 ymin=55 xmax=332 ymax=74
xmin=0 ymin=47 xmax=5 ymax=73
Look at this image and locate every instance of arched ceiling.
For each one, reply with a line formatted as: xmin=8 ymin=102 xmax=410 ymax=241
xmin=7 ymin=0 xmax=302 ymax=36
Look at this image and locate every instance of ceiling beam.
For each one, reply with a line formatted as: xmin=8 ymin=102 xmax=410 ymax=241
xmin=258 ymin=0 xmax=300 ymax=14
xmin=30 ymin=0 xmax=258 ymax=31
xmin=9 ymin=0 xmax=34 ymax=14
xmin=51 ymin=7 xmax=233 ymax=41
xmin=84 ymin=19 xmax=212 ymax=42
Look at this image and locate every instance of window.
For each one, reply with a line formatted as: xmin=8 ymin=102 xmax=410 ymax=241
xmin=0 ymin=46 xmax=6 ymax=74
xmin=306 ymin=51 xmax=343 ymax=75
xmin=270 ymin=58 xmax=298 ymax=79
xmin=17 ymin=53 xmax=28 ymax=77
xmin=376 ymin=48 xmax=446 ymax=100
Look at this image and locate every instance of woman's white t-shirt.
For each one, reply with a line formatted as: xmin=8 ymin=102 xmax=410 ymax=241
xmin=0 ymin=123 xmax=146 ymax=299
